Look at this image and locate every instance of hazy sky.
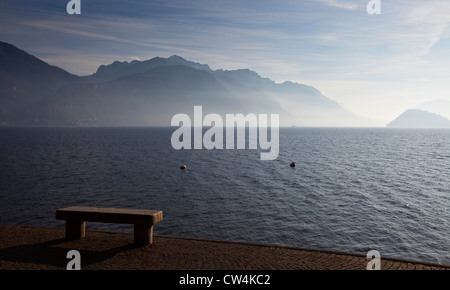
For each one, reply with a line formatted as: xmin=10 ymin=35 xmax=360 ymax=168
xmin=1 ymin=0 xmax=449 ymax=124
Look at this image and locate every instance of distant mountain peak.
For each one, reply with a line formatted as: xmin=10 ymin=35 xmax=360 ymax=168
xmin=415 ymin=99 xmax=450 ymax=120
xmin=87 ymin=55 xmax=213 ymax=82
xmin=168 ymin=55 xmax=212 ymax=72
xmin=96 ymin=60 xmax=130 ymax=74
xmin=387 ymin=109 xmax=450 ymax=128
xmin=168 ymin=55 xmax=186 ymax=61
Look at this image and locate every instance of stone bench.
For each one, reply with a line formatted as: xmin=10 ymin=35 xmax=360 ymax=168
xmin=56 ymin=206 xmax=163 ymax=246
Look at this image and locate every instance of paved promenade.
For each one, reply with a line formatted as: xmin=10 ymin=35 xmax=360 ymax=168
xmin=0 ymin=224 xmax=448 ymax=270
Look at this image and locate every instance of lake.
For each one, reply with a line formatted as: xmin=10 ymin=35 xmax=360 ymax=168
xmin=0 ymin=126 xmax=449 ymax=265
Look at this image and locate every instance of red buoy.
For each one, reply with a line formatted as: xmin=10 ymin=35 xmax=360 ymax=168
xmin=180 ymin=164 xmax=186 ymax=170
xmin=290 ymin=162 xmax=296 ymax=167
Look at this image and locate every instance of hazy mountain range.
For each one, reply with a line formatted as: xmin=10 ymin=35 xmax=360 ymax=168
xmin=0 ymin=41 xmax=380 ymax=127
xmin=0 ymin=40 xmax=447 ymax=128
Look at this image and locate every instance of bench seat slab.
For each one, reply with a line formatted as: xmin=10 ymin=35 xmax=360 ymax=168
xmin=56 ymin=206 xmax=163 ymax=225
xmin=56 ymin=206 xmax=163 ymax=246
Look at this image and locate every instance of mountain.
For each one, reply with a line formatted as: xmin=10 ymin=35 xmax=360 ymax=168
xmin=84 ymin=55 xmax=212 ymax=83
xmin=213 ymin=69 xmax=373 ymax=126
xmin=8 ymin=65 xmax=287 ymax=126
xmin=0 ymin=41 xmax=376 ymax=127
xmin=415 ymin=99 xmax=450 ymax=120
xmin=0 ymin=41 xmax=82 ymax=115
xmin=387 ymin=109 xmax=450 ymax=128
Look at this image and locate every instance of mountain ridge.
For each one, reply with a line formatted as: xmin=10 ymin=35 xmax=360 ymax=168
xmin=85 ymin=55 xmax=213 ymax=83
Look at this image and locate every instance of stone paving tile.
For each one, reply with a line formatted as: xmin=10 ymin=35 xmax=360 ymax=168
xmin=0 ymin=225 xmax=448 ymax=271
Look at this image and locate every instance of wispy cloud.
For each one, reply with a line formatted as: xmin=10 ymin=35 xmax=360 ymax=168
xmin=405 ymin=2 xmax=450 ymax=56
xmin=318 ymin=0 xmax=361 ymax=10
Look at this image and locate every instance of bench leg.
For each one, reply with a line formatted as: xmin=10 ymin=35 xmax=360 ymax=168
xmin=65 ymin=220 xmax=85 ymax=240
xmin=134 ymin=224 xmax=153 ymax=246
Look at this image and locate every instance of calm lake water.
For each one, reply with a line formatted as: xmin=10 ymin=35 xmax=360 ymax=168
xmin=0 ymin=127 xmax=449 ymax=265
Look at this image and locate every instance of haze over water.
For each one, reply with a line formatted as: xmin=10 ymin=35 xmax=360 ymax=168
xmin=0 ymin=127 xmax=449 ymax=266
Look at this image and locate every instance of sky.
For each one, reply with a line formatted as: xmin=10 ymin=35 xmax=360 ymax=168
xmin=1 ymin=0 xmax=450 ymax=124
